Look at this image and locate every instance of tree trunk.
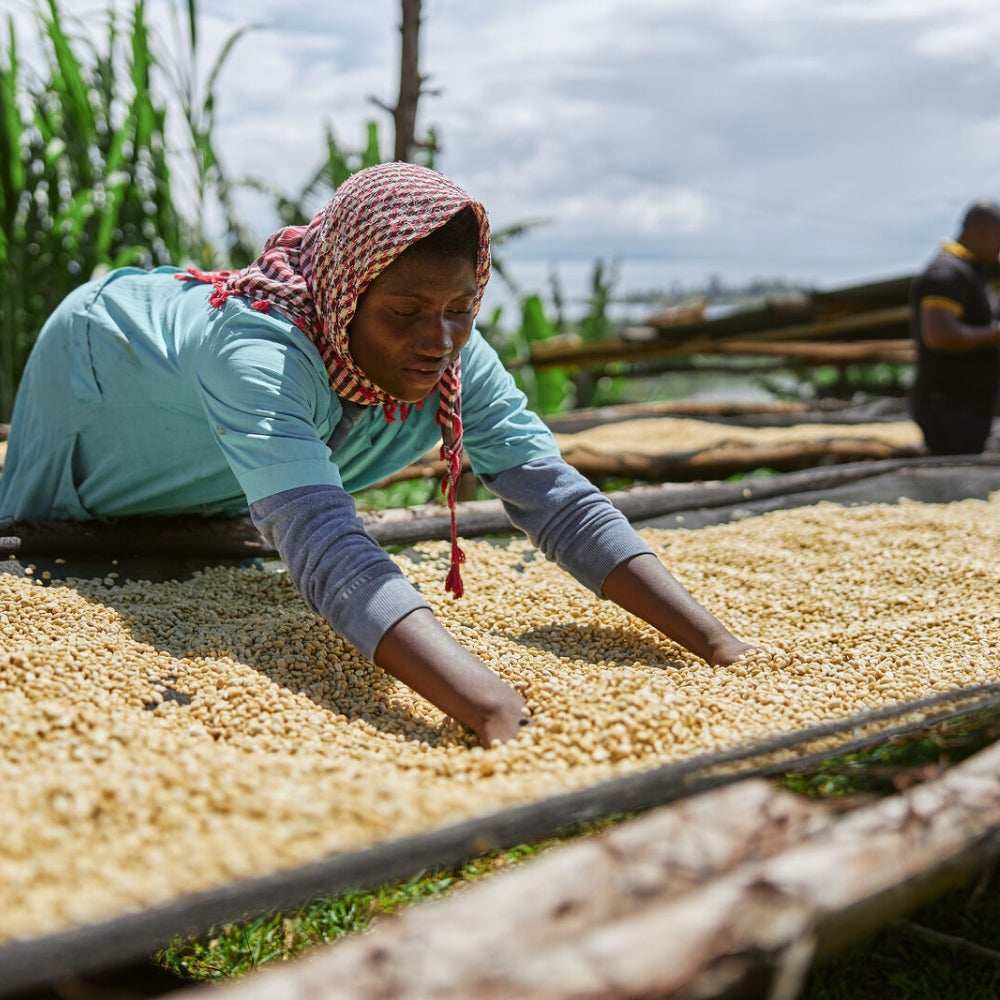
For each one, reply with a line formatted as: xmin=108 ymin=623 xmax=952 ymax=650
xmin=393 ymin=0 xmax=422 ymax=162
xmin=175 ymin=738 xmax=1000 ymax=999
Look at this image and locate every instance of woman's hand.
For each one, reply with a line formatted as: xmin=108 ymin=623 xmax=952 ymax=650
xmin=373 ymin=608 xmax=530 ymax=749
xmin=706 ymin=636 xmax=754 ymax=667
xmin=479 ymin=691 xmax=531 ymax=747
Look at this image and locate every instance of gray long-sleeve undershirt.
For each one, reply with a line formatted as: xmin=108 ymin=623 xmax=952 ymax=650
xmin=249 ymin=455 xmax=651 ymax=660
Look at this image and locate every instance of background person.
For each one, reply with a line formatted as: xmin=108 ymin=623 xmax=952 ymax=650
xmin=909 ymin=200 xmax=1000 ymax=455
xmin=0 ymin=163 xmax=752 ymax=748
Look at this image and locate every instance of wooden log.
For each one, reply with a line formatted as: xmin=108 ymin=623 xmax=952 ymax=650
xmin=558 ymin=438 xmax=924 ymax=483
xmin=0 ymin=515 xmax=276 ymax=559
xmin=5 ymin=456 xmax=997 ymax=558
xmin=363 ymin=457 xmax=950 ymax=545
xmin=528 ymin=306 xmax=911 ymax=370
xmin=544 ymin=398 xmax=907 ymax=433
xmin=712 ymin=338 xmax=913 ymax=364
xmin=177 ymin=738 xmax=1000 ymax=1000
xmin=544 ymin=399 xmax=818 ymax=433
xmin=361 ymin=455 xmax=1000 ymax=541
xmin=646 ymin=292 xmax=814 ymax=340
xmin=809 ymin=273 xmax=914 ymax=311
xmin=364 ymin=426 xmax=924 ymax=489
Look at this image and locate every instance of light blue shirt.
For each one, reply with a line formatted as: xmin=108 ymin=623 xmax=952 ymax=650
xmin=1 ymin=266 xmax=652 ymax=659
xmin=0 ymin=266 xmax=559 ymax=520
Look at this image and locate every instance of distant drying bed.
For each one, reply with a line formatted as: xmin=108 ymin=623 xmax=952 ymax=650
xmin=2 ymin=493 xmax=998 ymax=944
xmin=550 ymin=416 xmax=923 ymax=456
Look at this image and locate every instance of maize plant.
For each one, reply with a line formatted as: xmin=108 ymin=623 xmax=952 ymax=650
xmin=0 ymin=0 xmax=182 ymax=420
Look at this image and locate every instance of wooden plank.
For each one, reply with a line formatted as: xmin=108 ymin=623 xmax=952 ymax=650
xmin=544 ymin=398 xmax=908 ymax=433
xmin=557 ymin=438 xmax=923 ymax=483
xmin=4 ymin=456 xmax=999 ymax=558
xmin=712 ymin=338 xmax=913 ymax=363
xmin=544 ymin=399 xmax=819 ymax=433
xmin=175 ymin=738 xmax=1000 ymax=1000
xmin=368 ymin=436 xmax=923 ymax=488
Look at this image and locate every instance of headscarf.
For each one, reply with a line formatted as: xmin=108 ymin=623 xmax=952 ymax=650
xmin=178 ymin=162 xmax=492 ymax=598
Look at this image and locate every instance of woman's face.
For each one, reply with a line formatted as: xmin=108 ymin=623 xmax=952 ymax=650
xmin=348 ymin=251 xmax=478 ymax=403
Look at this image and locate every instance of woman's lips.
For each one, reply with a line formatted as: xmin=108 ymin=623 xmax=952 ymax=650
xmin=405 ymin=364 xmax=447 ymax=380
xmin=402 ymin=367 xmax=446 ymax=391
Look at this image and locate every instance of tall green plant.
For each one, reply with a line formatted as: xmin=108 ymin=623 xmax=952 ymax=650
xmin=273 ymin=121 xmax=385 ymax=228
xmin=159 ymin=0 xmax=260 ymax=268
xmin=0 ymin=0 xmax=182 ymax=420
xmin=511 ymin=294 xmax=573 ymax=415
xmin=574 ymin=258 xmax=623 ymax=408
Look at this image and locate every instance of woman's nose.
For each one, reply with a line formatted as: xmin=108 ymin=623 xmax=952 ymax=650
xmin=413 ymin=313 xmax=452 ymax=356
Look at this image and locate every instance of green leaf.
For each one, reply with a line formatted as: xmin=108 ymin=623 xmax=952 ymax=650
xmin=0 ymin=18 xmax=26 ymax=200
xmin=361 ymin=120 xmax=382 ymax=169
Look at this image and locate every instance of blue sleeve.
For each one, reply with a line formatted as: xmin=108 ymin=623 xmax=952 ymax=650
xmin=249 ymin=484 xmax=430 ymax=660
xmin=480 ymin=455 xmax=652 ymax=594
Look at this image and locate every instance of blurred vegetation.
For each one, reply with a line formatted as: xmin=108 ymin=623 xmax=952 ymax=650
xmin=0 ymin=0 xmax=184 ymax=419
xmin=0 ymin=0 xmax=404 ymax=421
xmin=760 ymin=360 xmax=913 ymax=403
xmin=479 ymin=258 xmax=629 ymax=416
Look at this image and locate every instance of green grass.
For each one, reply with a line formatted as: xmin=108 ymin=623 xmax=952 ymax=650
xmin=155 ymin=713 xmax=1000 ymax=992
xmin=0 ymin=0 xmax=391 ymax=421
xmin=353 ymin=477 xmax=440 ymax=511
xmin=157 ymin=824 xmax=620 ymax=981
xmin=804 ymin=878 xmax=1000 ymax=999
xmin=779 ymin=709 xmax=1000 ymax=801
xmin=159 ymin=872 xmax=459 ymax=980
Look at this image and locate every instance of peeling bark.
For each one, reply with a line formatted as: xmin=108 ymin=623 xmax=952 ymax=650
xmin=177 ymin=741 xmax=1000 ymax=999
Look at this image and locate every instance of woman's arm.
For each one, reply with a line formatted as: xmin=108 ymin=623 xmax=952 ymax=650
xmin=601 ymin=553 xmax=749 ymax=666
xmin=461 ymin=334 xmax=751 ymax=667
xmin=481 ymin=458 xmax=751 ymax=666
xmin=251 ymin=484 xmax=525 ymax=746
xmin=374 ymin=609 xmax=527 ymax=745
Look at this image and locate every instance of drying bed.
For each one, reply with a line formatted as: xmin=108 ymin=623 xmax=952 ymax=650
xmin=2 ymin=458 xmax=999 ymax=993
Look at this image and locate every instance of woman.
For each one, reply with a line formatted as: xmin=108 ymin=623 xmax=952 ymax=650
xmin=0 ymin=162 xmax=751 ymax=746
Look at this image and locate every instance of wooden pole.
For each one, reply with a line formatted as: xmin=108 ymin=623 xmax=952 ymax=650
xmin=176 ymin=738 xmax=1000 ymax=1000
xmin=5 ymin=457 xmax=998 ymax=557
xmin=528 ymin=306 xmax=911 ymax=370
xmin=370 ymin=0 xmax=427 ymax=163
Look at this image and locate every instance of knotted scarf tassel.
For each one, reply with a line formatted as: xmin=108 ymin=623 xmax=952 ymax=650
xmin=444 ymin=532 xmax=467 ymax=599
xmin=440 ymin=416 xmax=466 ymax=599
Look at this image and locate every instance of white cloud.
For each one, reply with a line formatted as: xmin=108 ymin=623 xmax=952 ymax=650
xmin=914 ymin=19 xmax=1000 ymax=58
xmin=11 ymin=0 xmax=1000 ymax=295
xmin=555 ymin=187 xmax=715 ymax=237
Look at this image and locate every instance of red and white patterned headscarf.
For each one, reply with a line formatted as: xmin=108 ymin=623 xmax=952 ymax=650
xmin=179 ymin=162 xmax=492 ymax=598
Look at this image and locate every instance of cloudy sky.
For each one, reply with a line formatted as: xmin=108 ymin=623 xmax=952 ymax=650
xmin=16 ymin=0 xmax=1000 ymax=314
